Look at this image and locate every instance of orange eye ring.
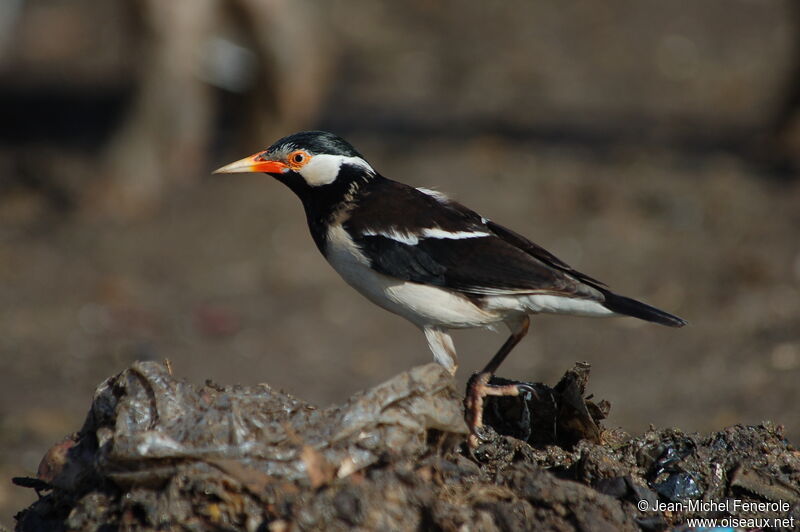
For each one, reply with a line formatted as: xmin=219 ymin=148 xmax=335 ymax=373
xmin=287 ymin=150 xmax=310 ymax=169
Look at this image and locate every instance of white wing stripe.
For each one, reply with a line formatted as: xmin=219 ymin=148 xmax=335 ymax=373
xmin=416 ymin=187 xmax=449 ymax=202
xmin=361 ymin=227 xmax=490 ymax=245
xmin=362 ymin=228 xmax=419 ymax=245
xmin=421 ymin=228 xmax=490 ymax=240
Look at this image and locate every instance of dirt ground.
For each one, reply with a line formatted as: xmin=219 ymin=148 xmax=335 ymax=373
xmin=2 ymin=138 xmax=800 ymax=525
xmin=11 ymin=360 xmax=800 ymax=530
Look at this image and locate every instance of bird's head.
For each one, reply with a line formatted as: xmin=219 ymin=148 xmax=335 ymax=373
xmin=214 ymin=131 xmax=376 ymax=196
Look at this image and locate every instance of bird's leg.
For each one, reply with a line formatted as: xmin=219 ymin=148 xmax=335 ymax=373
xmin=424 ymin=327 xmax=458 ymax=375
xmin=465 ymin=315 xmax=530 ymax=448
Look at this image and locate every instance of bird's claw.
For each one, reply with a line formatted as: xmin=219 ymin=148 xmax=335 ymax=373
xmin=465 ymin=372 xmax=535 ymax=449
xmin=515 ymin=383 xmax=537 ymax=401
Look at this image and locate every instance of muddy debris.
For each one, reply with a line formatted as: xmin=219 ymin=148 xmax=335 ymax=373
xmin=13 ymin=361 xmax=800 ymax=531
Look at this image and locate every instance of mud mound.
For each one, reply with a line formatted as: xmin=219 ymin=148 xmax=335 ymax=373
xmin=13 ymin=361 xmax=800 ymax=531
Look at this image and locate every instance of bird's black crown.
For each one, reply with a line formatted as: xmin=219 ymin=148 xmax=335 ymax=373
xmin=268 ymin=131 xmax=364 ymax=159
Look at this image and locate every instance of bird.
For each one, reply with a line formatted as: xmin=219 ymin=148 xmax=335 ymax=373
xmin=214 ymin=130 xmax=686 ymax=447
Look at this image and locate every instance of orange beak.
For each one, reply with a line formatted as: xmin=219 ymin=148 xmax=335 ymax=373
xmin=213 ymin=152 xmax=288 ymax=174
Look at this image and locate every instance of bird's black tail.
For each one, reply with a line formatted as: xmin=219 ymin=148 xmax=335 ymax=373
xmin=602 ymin=291 xmax=687 ymax=327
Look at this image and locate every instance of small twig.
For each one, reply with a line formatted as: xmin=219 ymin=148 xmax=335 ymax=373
xmin=163 ymin=358 xmax=173 ymax=376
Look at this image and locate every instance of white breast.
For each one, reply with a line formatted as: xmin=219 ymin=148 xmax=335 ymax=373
xmin=324 ymin=225 xmax=501 ymax=329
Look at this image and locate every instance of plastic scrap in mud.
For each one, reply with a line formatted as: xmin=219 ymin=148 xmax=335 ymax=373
xmin=37 ymin=360 xmax=466 ymax=490
xmin=13 ymin=360 xmax=800 ymax=531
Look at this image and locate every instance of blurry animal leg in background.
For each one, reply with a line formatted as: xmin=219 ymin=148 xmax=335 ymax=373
xmin=94 ymin=0 xmax=219 ymax=218
xmin=761 ymin=1 xmax=800 ymax=176
xmin=92 ymin=0 xmax=333 ymax=219
xmin=235 ymin=0 xmax=334 ymax=143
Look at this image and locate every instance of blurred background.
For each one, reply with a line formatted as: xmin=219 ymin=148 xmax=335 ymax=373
xmin=1 ymin=0 xmax=799 ymax=522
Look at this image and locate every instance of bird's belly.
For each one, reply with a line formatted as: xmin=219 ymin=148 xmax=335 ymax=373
xmin=380 ymin=280 xmax=501 ymax=328
xmin=324 ymin=226 xmax=500 ymax=328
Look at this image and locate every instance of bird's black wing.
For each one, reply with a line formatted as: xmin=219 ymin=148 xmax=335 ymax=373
xmin=479 ymin=220 xmax=685 ymax=325
xmin=483 ymin=220 xmax=607 ymax=288
xmin=342 ymin=178 xmax=685 ymax=326
xmin=343 ymin=180 xmax=599 ymax=298
xmin=352 ymin=230 xmax=599 ymax=299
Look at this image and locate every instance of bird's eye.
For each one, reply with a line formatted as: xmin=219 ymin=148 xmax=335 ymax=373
xmin=288 ymin=151 xmax=309 ymax=167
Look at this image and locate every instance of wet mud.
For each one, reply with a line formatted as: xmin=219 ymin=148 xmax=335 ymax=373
xmin=13 ymin=361 xmax=800 ymax=531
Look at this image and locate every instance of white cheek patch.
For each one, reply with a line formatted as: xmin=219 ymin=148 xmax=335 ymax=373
xmin=299 ymin=154 xmax=375 ymax=187
xmin=298 ymin=154 xmax=342 ymax=186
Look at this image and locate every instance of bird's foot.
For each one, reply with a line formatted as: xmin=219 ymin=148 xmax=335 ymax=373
xmin=464 ymin=372 xmax=536 ymax=449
